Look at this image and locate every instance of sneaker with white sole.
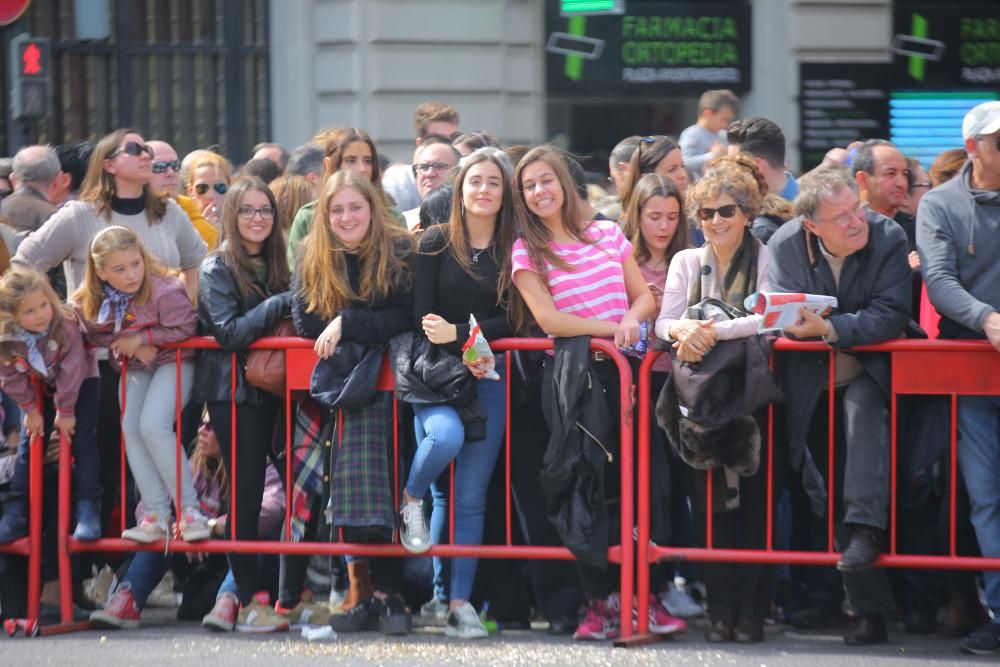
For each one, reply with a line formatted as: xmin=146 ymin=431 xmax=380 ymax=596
xmin=399 ymin=501 xmax=431 ymax=554
xmin=146 ymin=571 xmax=178 ymax=608
xmin=573 ymin=594 xmax=620 ymax=641
xmin=420 ymin=597 xmax=449 ymax=621
xmin=645 ymin=594 xmax=688 ymax=635
xmin=121 ymin=513 xmax=169 ymax=544
xmin=203 ymin=592 xmax=238 ymax=632
xmin=179 ymin=506 xmax=211 ymax=542
xmin=89 ymin=585 xmax=141 ymax=629
xmin=276 ymin=592 xmax=333 ymax=628
xmin=81 ymin=565 xmax=118 ymax=608
xmin=445 ymin=601 xmax=489 ymax=639
xmin=661 ymin=582 xmax=704 ymax=619
xmin=236 ymin=591 xmax=289 ymax=633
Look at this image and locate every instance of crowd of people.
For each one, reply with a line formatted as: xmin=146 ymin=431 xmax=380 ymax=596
xmin=0 ymin=93 xmax=999 ymax=655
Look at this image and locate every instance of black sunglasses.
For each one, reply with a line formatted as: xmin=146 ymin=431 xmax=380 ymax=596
xmin=194 ymin=182 xmax=228 ymax=196
xmin=697 ymin=204 xmax=741 ymax=221
xmin=152 ymin=160 xmax=180 ymax=174
xmin=111 ymin=141 xmax=154 ymax=160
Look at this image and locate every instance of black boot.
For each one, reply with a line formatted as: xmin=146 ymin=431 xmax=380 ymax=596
xmin=844 ymin=613 xmax=888 ymax=645
xmin=73 ymin=499 xmax=102 ymax=542
xmin=0 ymin=499 xmax=28 ymax=543
xmin=329 ymin=596 xmax=383 ymax=633
xmin=837 ymin=525 xmax=883 ymax=572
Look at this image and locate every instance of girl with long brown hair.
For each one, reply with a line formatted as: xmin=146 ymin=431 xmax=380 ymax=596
xmin=194 ymin=176 xmax=292 ymax=632
xmin=511 ymin=145 xmax=657 ymax=641
xmin=282 ymin=169 xmax=415 ymax=636
xmin=397 ymin=147 xmax=517 ymax=638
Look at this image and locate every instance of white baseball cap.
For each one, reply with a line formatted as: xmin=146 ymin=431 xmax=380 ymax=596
xmin=962 ymin=101 xmax=1000 ymax=140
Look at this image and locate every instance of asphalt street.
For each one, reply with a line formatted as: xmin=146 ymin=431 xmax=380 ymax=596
xmin=2 ymin=611 xmax=993 ymax=666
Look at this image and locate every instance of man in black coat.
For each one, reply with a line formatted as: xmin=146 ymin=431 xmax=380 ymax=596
xmin=768 ymin=166 xmax=911 ymax=645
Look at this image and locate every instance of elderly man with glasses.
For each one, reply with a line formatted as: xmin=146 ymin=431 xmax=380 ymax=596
xmin=401 ymin=136 xmax=460 ymax=230
xmin=147 ymin=140 xmax=218 ymax=249
xmin=768 ymin=166 xmax=911 ymax=646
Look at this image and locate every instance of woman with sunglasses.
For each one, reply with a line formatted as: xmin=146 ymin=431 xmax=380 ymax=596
xmin=186 ymin=152 xmax=232 ymax=231
xmin=12 ymin=128 xmax=207 ymax=301
xmin=286 ymin=127 xmax=404 ymax=269
xmin=654 ymin=165 xmax=771 ymax=644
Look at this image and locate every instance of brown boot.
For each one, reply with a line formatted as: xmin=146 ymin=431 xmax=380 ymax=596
xmin=338 ymin=560 xmax=373 ymax=612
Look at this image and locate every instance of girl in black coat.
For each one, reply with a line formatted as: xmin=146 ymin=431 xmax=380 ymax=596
xmin=195 ymin=177 xmax=291 ymax=632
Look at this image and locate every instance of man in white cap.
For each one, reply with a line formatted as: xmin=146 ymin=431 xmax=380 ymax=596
xmin=917 ymin=100 xmax=1000 ymax=655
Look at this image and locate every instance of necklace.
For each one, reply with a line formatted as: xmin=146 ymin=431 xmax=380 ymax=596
xmin=471 ymin=245 xmax=491 ymax=263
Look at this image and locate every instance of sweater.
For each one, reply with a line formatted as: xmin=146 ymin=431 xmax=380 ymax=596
xmin=12 ymin=198 xmax=207 ymax=295
xmin=679 ymin=124 xmax=725 ymax=178
xmin=917 ymin=161 xmax=1000 ymax=338
xmin=413 ymin=224 xmax=511 ymax=356
xmin=176 ymin=194 xmax=219 ymax=249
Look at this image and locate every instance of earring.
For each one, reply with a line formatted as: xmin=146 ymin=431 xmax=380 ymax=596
xmin=461 ymin=202 xmax=466 ymax=217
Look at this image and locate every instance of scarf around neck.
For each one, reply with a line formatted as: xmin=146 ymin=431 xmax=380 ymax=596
xmin=97 ymin=284 xmax=134 ymax=333
xmin=688 ymin=230 xmax=759 ymax=310
xmin=13 ymin=326 xmax=49 ymax=376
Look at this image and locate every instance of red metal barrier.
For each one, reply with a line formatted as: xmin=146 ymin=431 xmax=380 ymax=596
xmin=53 ymin=336 xmax=637 ymax=638
xmin=633 ymin=338 xmax=1000 ymax=639
xmin=0 ymin=381 xmax=69 ymax=635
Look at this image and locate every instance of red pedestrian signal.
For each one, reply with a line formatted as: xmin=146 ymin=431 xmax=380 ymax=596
xmin=8 ymin=34 xmax=53 ymax=121
xmin=21 ymin=42 xmax=43 ymax=76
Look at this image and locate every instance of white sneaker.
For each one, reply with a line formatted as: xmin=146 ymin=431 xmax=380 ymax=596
xmin=146 ymin=571 xmax=178 ymax=608
xmin=420 ymin=597 xmax=449 ymax=621
xmin=445 ymin=602 xmax=489 ymax=639
xmin=179 ymin=506 xmax=211 ymax=542
xmin=661 ymin=582 xmax=704 ymax=619
xmin=121 ymin=513 xmax=169 ymax=544
xmin=82 ymin=565 xmax=118 ymax=608
xmin=399 ymin=501 xmax=431 ymax=554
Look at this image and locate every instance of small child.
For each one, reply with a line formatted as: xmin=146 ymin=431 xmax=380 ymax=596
xmin=0 ymin=268 xmax=101 ymax=543
xmin=73 ymin=225 xmax=206 ymax=543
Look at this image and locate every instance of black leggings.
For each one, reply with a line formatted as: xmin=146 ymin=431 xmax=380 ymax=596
xmin=208 ymin=400 xmax=279 ymax=607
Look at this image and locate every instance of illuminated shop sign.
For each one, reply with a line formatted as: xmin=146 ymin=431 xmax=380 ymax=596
xmin=546 ymin=1 xmax=752 ymax=94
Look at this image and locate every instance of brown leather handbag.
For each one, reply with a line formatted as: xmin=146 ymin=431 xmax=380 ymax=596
xmin=245 ymin=318 xmax=297 ymax=396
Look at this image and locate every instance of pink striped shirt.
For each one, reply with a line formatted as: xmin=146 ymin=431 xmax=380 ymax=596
xmin=512 ymin=220 xmax=632 ymax=327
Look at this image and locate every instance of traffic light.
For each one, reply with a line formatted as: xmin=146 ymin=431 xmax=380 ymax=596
xmin=9 ymin=34 xmax=53 ymax=121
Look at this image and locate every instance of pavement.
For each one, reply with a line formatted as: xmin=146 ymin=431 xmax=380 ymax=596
xmin=1 ymin=610 xmax=994 ymax=666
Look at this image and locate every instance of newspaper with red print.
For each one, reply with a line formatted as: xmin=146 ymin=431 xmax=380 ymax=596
xmin=744 ymin=292 xmax=838 ymax=334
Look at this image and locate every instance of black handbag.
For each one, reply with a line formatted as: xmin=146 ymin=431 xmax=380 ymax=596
xmin=310 ymin=342 xmax=384 ymax=409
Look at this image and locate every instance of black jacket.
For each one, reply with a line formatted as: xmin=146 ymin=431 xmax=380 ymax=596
xmin=390 ymin=331 xmax=486 ymax=442
xmin=194 ymin=254 xmax=292 ymax=405
xmin=541 ymin=336 xmax=614 ymax=569
xmin=767 ymin=211 xmax=911 ymax=515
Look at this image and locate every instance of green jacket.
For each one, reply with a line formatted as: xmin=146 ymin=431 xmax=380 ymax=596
xmin=287 ymin=199 xmax=407 ymax=269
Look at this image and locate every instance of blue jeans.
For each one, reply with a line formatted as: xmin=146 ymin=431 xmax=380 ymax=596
xmin=10 ymin=377 xmax=101 ymax=504
xmin=121 ymin=551 xmax=169 ymax=608
xmin=957 ymin=395 xmax=1000 ymax=616
xmin=405 ymin=360 xmax=506 ymax=602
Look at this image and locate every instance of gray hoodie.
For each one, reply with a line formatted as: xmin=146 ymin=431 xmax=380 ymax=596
xmin=917 ymin=161 xmax=1000 ymax=339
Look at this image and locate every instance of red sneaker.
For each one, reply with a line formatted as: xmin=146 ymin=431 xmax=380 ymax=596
xmin=573 ymin=595 xmax=619 ymax=640
xmin=202 ymin=592 xmax=238 ymax=632
xmin=90 ymin=585 xmax=142 ymax=629
xmin=646 ymin=594 xmax=688 ymax=635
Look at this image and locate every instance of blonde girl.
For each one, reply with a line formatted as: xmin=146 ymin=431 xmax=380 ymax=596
xmin=74 ymin=226 xmax=204 ymax=544
xmin=0 ymin=268 xmax=101 ymax=543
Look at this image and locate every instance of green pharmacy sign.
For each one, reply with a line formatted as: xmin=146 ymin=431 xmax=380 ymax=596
xmin=560 ymin=0 xmax=623 ymax=16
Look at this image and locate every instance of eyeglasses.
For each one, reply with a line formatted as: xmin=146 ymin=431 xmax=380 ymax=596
xmin=237 ymin=205 xmax=274 ymax=219
xmin=195 ymin=182 xmax=229 ymax=196
xmin=816 ymin=200 xmax=868 ymax=227
xmin=110 ymin=141 xmax=154 ymax=160
xmin=413 ymin=162 xmax=452 ymax=175
xmin=151 ymin=160 xmax=180 ymax=174
xmin=696 ymin=204 xmax=741 ymax=221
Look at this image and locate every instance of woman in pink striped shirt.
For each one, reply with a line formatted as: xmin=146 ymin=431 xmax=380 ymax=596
xmin=511 ymin=146 xmax=656 ymax=641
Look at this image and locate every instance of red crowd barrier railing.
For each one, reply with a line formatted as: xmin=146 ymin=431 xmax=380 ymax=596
xmin=634 ymin=338 xmax=1000 ymax=639
xmin=0 ymin=381 xmax=45 ymax=636
xmin=50 ymin=336 xmax=637 ymax=638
